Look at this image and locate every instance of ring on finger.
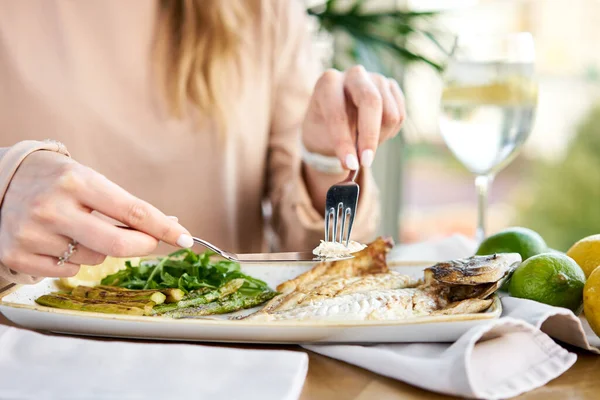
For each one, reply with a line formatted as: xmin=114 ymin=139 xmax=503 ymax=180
xmin=57 ymin=240 xmax=78 ymax=266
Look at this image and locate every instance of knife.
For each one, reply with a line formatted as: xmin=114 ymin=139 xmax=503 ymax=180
xmin=115 ymin=225 xmax=350 ymax=263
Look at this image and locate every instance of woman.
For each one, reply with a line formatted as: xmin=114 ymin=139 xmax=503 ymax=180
xmin=0 ymin=0 xmax=404 ymax=285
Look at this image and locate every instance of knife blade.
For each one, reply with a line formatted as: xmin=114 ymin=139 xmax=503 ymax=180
xmin=234 ymin=251 xmax=352 ymax=263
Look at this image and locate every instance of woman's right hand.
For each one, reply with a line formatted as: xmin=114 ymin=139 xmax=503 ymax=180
xmin=0 ymin=151 xmax=193 ymax=278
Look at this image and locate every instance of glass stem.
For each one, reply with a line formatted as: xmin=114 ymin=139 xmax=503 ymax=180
xmin=474 ymin=174 xmax=494 ymax=244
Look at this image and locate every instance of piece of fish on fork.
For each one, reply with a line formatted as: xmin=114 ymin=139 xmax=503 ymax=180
xmin=324 ymin=167 xmax=360 ymax=246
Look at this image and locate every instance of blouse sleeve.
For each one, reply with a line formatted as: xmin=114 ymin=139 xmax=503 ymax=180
xmin=266 ymin=0 xmax=380 ymax=252
xmin=0 ymin=140 xmax=70 ymax=285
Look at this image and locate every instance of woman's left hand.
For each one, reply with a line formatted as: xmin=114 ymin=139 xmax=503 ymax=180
xmin=302 ymin=66 xmax=406 ymax=170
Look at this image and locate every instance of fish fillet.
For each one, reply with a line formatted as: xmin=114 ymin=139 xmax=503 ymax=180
xmin=276 ymin=237 xmax=393 ymax=294
xmin=246 ymin=238 xmax=507 ymax=322
xmin=249 ymin=288 xmax=444 ymax=322
xmin=259 ymin=237 xmax=393 ymax=314
xmin=272 ymin=272 xmax=418 ymax=312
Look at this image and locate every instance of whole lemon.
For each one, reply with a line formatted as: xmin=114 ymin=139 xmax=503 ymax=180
xmin=566 ymin=234 xmax=600 ymax=278
xmin=584 ymin=267 xmax=600 ymax=338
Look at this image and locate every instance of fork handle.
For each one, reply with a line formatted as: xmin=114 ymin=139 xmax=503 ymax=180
xmin=346 ymin=168 xmax=360 ymax=183
xmin=190 ymin=237 xmax=238 ymax=261
xmin=346 ymin=138 xmax=360 ymax=182
xmin=114 ymin=225 xmax=238 ymax=262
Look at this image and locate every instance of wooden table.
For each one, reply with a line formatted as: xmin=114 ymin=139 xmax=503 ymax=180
xmin=1 ymin=313 xmax=598 ymax=399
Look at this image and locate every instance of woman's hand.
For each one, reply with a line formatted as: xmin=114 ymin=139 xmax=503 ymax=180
xmin=0 ymin=151 xmax=193 ymax=278
xmin=302 ymin=66 xmax=406 ymax=169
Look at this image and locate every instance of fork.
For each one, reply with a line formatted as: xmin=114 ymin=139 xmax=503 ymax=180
xmin=324 ymin=165 xmax=360 ymax=246
xmin=117 ymin=226 xmax=321 ymax=263
xmin=190 ymin=237 xmax=321 ymax=263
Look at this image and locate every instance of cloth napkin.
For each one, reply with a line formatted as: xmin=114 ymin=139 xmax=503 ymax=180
xmin=0 ymin=325 xmax=308 ymax=400
xmin=305 ymin=235 xmax=600 ymax=399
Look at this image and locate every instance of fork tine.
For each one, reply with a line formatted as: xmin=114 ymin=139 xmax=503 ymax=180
xmin=334 ymin=203 xmax=343 ymax=243
xmin=324 ymin=210 xmax=328 ymax=242
xmin=324 ymin=165 xmax=360 ymax=245
xmin=345 ymin=208 xmax=356 ymax=247
xmin=339 ymin=207 xmax=347 ymax=245
xmin=324 ymin=207 xmax=333 ymax=242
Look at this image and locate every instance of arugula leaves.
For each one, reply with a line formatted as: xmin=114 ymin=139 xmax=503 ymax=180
xmin=101 ymin=249 xmax=270 ymax=296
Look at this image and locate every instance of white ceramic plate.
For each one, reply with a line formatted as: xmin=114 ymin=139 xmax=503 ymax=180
xmin=0 ymin=261 xmax=501 ymax=343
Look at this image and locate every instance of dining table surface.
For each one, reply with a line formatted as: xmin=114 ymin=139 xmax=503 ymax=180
xmin=0 ymin=313 xmax=598 ymax=399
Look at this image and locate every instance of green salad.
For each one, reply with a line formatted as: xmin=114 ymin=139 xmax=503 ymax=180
xmin=35 ymin=249 xmax=277 ymax=319
xmin=101 ymin=249 xmax=270 ymax=296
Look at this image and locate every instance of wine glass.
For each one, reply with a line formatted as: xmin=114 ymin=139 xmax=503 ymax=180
xmin=439 ymin=32 xmax=538 ymax=243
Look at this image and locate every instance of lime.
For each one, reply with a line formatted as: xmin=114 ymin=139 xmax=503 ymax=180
xmin=476 ymin=227 xmax=547 ymax=261
xmin=584 ymin=267 xmax=600 ymax=338
xmin=508 ymin=253 xmax=586 ymax=313
xmin=566 ymin=234 xmax=600 ymax=278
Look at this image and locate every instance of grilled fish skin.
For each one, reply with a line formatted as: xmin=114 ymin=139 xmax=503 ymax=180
xmin=430 ymin=298 xmax=494 ymax=316
xmin=424 ymin=253 xmax=521 ymax=286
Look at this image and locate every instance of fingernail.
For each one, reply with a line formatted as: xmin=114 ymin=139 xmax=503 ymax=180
xmin=167 ymin=216 xmax=179 ymax=222
xmin=176 ymin=234 xmax=194 ymax=248
xmin=345 ymin=154 xmax=359 ymax=170
xmin=361 ymin=150 xmax=374 ymax=168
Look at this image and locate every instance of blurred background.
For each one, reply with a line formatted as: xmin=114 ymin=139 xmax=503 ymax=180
xmin=306 ymin=0 xmax=600 ymax=251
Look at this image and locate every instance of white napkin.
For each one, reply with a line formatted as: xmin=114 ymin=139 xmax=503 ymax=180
xmin=305 ymin=234 xmax=600 ymax=399
xmin=0 ymin=325 xmax=308 ymax=400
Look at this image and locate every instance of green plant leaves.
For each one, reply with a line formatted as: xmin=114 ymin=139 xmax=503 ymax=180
xmin=307 ymin=0 xmax=447 ymax=72
xmin=100 ymin=250 xmax=271 ymax=295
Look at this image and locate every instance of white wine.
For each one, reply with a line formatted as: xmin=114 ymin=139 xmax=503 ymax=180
xmin=440 ymin=102 xmax=536 ymax=175
xmin=439 ymin=34 xmax=537 ymax=243
xmin=440 ymin=62 xmax=537 ymax=176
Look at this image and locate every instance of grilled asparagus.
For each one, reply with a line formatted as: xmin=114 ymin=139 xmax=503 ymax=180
xmin=163 ymin=290 xmax=278 ymax=319
xmin=83 ymin=288 xmax=166 ymax=305
xmin=35 ymin=294 xmax=153 ymax=315
xmin=72 ymin=286 xmax=184 ymax=304
xmin=96 ymin=286 xmax=185 ymax=303
xmin=153 ymin=279 xmax=245 ymax=314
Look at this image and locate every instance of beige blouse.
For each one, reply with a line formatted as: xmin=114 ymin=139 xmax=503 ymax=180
xmin=0 ymin=0 xmax=379 ymax=285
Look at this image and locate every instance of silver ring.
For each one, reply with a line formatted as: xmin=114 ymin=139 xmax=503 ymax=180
xmin=57 ymin=240 xmax=78 ymax=266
